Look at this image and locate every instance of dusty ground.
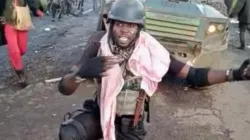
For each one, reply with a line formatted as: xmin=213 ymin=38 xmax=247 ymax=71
xmin=0 ymin=1 xmax=250 ymax=140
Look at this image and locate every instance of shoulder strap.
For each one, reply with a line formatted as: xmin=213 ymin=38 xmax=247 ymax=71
xmin=61 ymin=118 xmax=87 ymax=139
xmin=133 ymin=89 xmax=146 ymax=127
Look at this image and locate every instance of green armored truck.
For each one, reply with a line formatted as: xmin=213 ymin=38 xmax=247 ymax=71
xmin=97 ymin=0 xmax=230 ymax=68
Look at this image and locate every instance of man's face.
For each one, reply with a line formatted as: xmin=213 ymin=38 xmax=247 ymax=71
xmin=111 ymin=21 xmax=139 ymax=48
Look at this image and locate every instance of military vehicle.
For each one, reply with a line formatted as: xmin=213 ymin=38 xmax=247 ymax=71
xmin=97 ymin=0 xmax=230 ymax=68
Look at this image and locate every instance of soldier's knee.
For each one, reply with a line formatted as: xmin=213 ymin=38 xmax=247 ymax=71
xmin=59 ymin=125 xmax=84 ymax=140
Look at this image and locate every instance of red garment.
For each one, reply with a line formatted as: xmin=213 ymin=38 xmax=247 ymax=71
xmin=4 ymin=24 xmax=28 ymax=70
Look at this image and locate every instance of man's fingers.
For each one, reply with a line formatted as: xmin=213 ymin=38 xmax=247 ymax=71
xmin=102 ymin=56 xmax=116 ymax=60
xmin=245 ymin=65 xmax=250 ymax=76
xmin=103 ymin=65 xmax=113 ymax=71
xmin=104 ymin=57 xmax=123 ymax=65
xmin=243 ymin=64 xmax=250 ymax=77
xmin=103 ymin=59 xmax=123 ymax=69
xmin=104 ymin=56 xmax=123 ymax=61
xmin=102 ymin=62 xmax=121 ymax=73
xmin=100 ymin=72 xmax=109 ymax=77
xmin=241 ymin=59 xmax=250 ymax=68
xmin=105 ymin=60 xmax=120 ymax=66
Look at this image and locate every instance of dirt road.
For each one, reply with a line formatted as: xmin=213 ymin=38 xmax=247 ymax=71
xmin=0 ymin=1 xmax=250 ymax=140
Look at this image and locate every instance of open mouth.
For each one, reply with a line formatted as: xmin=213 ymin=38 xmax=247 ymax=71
xmin=119 ymin=37 xmax=129 ymax=44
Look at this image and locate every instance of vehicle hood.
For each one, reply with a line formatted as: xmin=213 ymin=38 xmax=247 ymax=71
xmin=145 ymin=0 xmax=227 ymax=19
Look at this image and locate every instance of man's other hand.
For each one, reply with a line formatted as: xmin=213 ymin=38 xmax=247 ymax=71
xmin=233 ymin=59 xmax=250 ymax=80
xmin=241 ymin=59 xmax=250 ymax=79
xmin=76 ymin=56 xmax=123 ymax=78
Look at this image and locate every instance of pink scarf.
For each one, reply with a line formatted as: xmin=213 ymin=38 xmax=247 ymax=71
xmin=97 ymin=31 xmax=171 ymax=140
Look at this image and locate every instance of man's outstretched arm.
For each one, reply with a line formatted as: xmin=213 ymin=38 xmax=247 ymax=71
xmin=167 ymin=56 xmax=250 ymax=87
xmin=58 ymin=32 xmax=105 ymax=95
xmin=58 ymin=30 xmax=250 ymax=95
xmin=58 ymin=31 xmax=122 ymax=95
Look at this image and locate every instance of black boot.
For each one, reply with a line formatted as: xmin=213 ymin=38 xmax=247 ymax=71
xmin=15 ymin=70 xmax=28 ymax=88
xmin=237 ymin=44 xmax=245 ymax=50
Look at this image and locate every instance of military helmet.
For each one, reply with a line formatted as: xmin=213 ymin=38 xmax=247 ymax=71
xmin=107 ymin=0 xmax=145 ymax=26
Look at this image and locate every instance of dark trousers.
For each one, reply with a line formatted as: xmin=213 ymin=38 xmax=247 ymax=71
xmin=65 ymin=0 xmax=71 ymax=15
xmin=59 ymin=100 xmax=146 ymax=140
xmin=239 ymin=23 xmax=250 ymax=48
xmin=78 ymin=0 xmax=84 ymax=11
xmin=51 ymin=3 xmax=62 ymax=19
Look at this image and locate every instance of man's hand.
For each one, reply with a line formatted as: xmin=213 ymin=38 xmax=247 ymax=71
xmin=232 ymin=59 xmax=250 ymax=80
xmin=76 ymin=56 xmax=123 ymax=78
xmin=36 ymin=10 xmax=44 ymax=18
xmin=243 ymin=64 xmax=250 ymax=79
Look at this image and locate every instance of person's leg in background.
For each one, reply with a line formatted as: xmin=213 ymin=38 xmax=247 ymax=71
xmin=78 ymin=0 xmax=84 ymax=12
xmin=46 ymin=0 xmax=52 ymax=15
xmin=239 ymin=23 xmax=247 ymax=50
xmin=51 ymin=3 xmax=58 ymax=22
xmin=93 ymin=0 xmax=97 ymax=11
xmin=17 ymin=30 xmax=28 ymax=56
xmin=16 ymin=30 xmax=28 ymax=87
xmin=4 ymin=24 xmax=28 ymax=88
xmin=65 ymin=0 xmax=71 ymax=15
xmin=57 ymin=1 xmax=63 ymax=20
